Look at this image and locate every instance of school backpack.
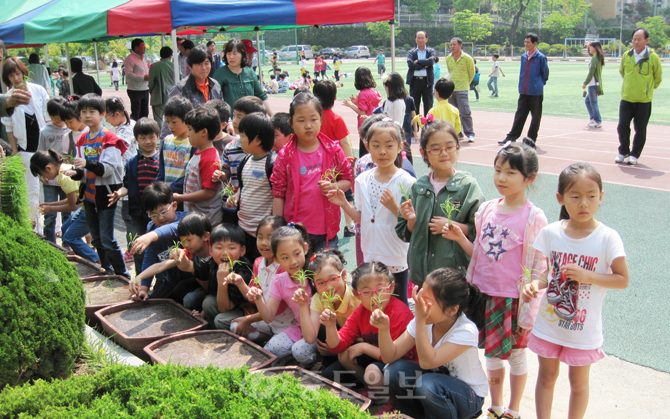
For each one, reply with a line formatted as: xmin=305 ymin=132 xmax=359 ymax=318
xmin=237 ymin=151 xmax=276 ymax=191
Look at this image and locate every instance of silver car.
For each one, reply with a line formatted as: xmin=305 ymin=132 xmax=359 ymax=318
xmin=345 ymin=45 xmax=370 ymax=59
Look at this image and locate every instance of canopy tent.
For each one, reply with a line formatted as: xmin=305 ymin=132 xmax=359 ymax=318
xmin=0 ymin=0 xmax=394 ymax=44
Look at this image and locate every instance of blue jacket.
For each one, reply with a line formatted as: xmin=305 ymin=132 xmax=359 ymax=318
xmin=518 ymin=50 xmax=549 ymax=96
xmin=140 ymin=211 xmax=188 ymax=287
xmin=124 ymin=151 xmax=160 ymax=217
xmin=406 ymin=47 xmax=437 ymax=87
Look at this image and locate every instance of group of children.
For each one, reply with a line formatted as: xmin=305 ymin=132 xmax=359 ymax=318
xmin=24 ymin=62 xmax=629 ymax=419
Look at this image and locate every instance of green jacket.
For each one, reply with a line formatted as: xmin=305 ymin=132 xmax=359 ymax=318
xmin=620 ymin=47 xmax=662 ymax=103
xmin=583 ymin=55 xmax=604 ymax=96
xmin=148 ymin=58 xmax=175 ymax=107
xmin=396 ymin=171 xmax=484 ymax=287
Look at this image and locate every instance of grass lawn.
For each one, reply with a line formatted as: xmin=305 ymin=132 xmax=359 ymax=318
xmin=265 ymin=57 xmax=670 ymax=126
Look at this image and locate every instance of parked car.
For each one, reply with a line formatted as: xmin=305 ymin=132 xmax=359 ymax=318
xmin=278 ymin=45 xmax=313 ymax=60
xmin=75 ymin=56 xmax=96 ymax=68
xmin=321 ymin=47 xmax=343 ymax=59
xmin=345 ymin=45 xmax=370 ymax=59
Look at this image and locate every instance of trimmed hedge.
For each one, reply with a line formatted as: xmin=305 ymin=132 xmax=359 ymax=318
xmin=0 ymin=213 xmax=85 ymax=389
xmin=0 ymin=364 xmax=371 ymax=418
xmin=0 ymin=156 xmax=31 ymax=229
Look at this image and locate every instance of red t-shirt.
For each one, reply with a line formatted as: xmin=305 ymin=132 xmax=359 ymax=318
xmin=331 ymin=297 xmax=418 ymax=362
xmin=320 ymin=109 xmax=350 ymax=144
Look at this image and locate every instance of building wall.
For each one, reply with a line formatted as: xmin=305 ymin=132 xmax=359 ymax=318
xmin=592 ymin=0 xmax=618 ymax=19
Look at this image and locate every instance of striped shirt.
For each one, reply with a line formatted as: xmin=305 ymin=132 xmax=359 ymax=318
xmin=184 ymin=147 xmax=222 ymax=225
xmin=137 ymin=152 xmax=160 ymax=195
xmin=161 ymin=134 xmax=192 ymax=185
xmin=221 ymin=137 xmax=245 ymax=187
xmin=238 ymin=155 xmax=274 ymax=236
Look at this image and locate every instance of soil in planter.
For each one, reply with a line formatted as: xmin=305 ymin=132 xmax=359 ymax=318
xmin=104 ymin=304 xmax=201 ymax=338
xmin=83 ymin=278 xmax=130 ymax=306
xmin=71 ymin=260 xmax=102 ymax=278
xmin=262 ymin=369 xmax=366 ymax=408
xmin=154 ymin=334 xmax=272 ymax=369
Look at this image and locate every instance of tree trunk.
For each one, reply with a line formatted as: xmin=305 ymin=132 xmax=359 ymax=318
xmin=508 ymin=0 xmax=532 ymax=54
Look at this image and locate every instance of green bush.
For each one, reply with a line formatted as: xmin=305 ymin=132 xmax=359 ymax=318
xmin=537 ymin=42 xmax=551 ymax=54
xmin=0 ymin=364 xmax=371 ymax=418
xmin=0 ymin=213 xmax=85 ymax=389
xmin=0 ymin=156 xmax=31 ymax=229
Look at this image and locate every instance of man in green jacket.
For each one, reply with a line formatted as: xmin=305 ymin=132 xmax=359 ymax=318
xmin=149 ymin=46 xmax=175 ymax=126
xmin=616 ymin=28 xmax=662 ymax=166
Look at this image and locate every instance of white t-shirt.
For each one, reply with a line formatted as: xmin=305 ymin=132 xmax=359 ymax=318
xmin=490 ymin=61 xmax=501 ymax=78
xmin=111 ymin=67 xmax=120 ymax=81
xmin=384 ymin=98 xmax=406 ymax=125
xmin=238 ymin=155 xmax=274 ymax=236
xmin=407 ymin=314 xmax=488 ymax=398
xmin=532 ymin=221 xmax=626 ymax=349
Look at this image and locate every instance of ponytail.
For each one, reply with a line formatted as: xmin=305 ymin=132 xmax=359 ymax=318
xmin=559 ymin=205 xmax=570 ymax=220
xmin=424 ymin=267 xmax=486 ymax=330
xmin=105 ymin=97 xmax=131 ymax=125
xmin=29 ymin=149 xmax=64 ymax=177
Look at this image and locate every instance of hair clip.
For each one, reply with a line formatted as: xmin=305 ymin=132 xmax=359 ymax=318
xmin=287 ymin=222 xmax=295 ymax=228
xmin=310 ymin=254 xmax=316 ymax=262
xmin=67 ymin=95 xmax=74 ymax=102
xmin=420 ymin=114 xmax=434 ymax=125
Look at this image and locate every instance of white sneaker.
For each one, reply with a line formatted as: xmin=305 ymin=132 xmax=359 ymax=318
xmin=468 ymin=135 xmax=475 ymax=143
xmin=475 ymin=98 xmax=479 ymax=102
xmin=588 ymin=121 xmax=602 ymax=128
xmin=587 ymin=119 xmax=595 ymax=126
xmin=627 ymin=156 xmax=638 ymax=165
xmin=614 ymin=154 xmax=628 ymax=164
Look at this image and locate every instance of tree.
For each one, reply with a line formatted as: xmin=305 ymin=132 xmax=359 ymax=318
xmin=404 ymin=0 xmax=440 ymax=23
xmin=366 ymin=20 xmax=402 ymax=48
xmin=635 ymin=0 xmax=653 ymax=21
xmin=502 ymin=0 xmax=534 ymax=52
xmin=453 ymin=0 xmax=482 ymax=12
xmin=636 ymin=16 xmax=670 ymax=49
xmin=544 ymin=10 xmax=583 ymax=40
xmin=451 ymin=10 xmax=494 ymax=43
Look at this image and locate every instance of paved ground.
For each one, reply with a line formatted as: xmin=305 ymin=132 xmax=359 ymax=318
xmin=104 ymin=90 xmax=667 ymax=416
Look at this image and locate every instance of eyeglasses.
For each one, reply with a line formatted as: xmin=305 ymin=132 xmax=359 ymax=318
xmin=314 ymin=271 xmax=343 ymax=288
xmin=427 ymin=145 xmax=458 ymax=155
xmin=147 ymin=206 xmax=171 ymax=219
xmin=355 ymin=282 xmax=393 ymax=298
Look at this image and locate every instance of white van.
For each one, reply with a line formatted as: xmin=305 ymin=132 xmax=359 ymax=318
xmin=278 ymin=45 xmax=313 ymax=60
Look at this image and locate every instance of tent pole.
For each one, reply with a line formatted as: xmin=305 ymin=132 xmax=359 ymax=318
xmin=390 ymin=21 xmax=396 ymax=73
xmin=256 ymin=28 xmax=262 ymax=81
xmin=171 ymin=30 xmax=179 ymax=84
xmin=94 ymin=41 xmax=101 ymax=87
xmin=161 ymin=35 xmax=165 ymax=47
xmin=44 ymin=45 xmax=49 ymax=69
xmin=294 ymin=28 xmax=299 ymax=65
xmin=65 ymin=43 xmax=71 ymax=78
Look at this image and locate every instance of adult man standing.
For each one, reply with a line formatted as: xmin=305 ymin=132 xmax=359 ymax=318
xmin=27 ymin=53 xmax=51 ymax=94
xmin=149 ymin=46 xmax=175 ymax=125
xmin=124 ymin=38 xmax=150 ymax=120
xmin=446 ymin=37 xmax=476 ymax=142
xmin=177 ymin=38 xmax=193 ymax=79
xmin=70 ymin=58 xmax=102 ymax=96
xmin=406 ymin=31 xmax=436 ymax=117
xmin=615 ymin=28 xmax=662 ymax=166
xmin=499 ymin=33 xmax=549 ymax=145
xmin=207 ymin=41 xmax=222 ymax=77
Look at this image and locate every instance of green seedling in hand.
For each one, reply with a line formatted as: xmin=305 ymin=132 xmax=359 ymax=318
xmin=370 ymin=288 xmax=398 ymax=324
xmin=320 ymin=168 xmax=341 ymax=187
xmin=320 ymin=288 xmax=342 ymax=318
xmin=127 ymin=233 xmax=139 ymax=249
xmin=220 ymin=182 xmax=236 ymax=199
xmin=250 ymin=275 xmax=261 ymax=287
xmin=291 ymin=270 xmax=311 ymax=296
xmin=518 ymin=265 xmax=546 ymax=298
xmin=440 ymin=198 xmax=460 ymax=227
xmin=168 ymin=239 xmax=183 ymax=258
xmin=227 ymin=254 xmax=244 ymax=272
xmin=397 ymin=183 xmax=411 ymax=202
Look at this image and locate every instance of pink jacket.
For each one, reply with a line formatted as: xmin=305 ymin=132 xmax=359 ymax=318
xmin=271 ymin=134 xmax=352 ymax=240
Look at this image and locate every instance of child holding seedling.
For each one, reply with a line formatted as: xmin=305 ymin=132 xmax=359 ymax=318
xmin=521 ymin=163 xmax=629 ymax=419
xmin=292 ymin=249 xmax=360 ymax=368
xmin=195 ymin=224 xmax=252 ymax=330
xmin=230 ymin=216 xmax=294 ymax=342
xmin=213 ymin=96 xmax=267 ymax=225
xmin=321 ymin=262 xmax=416 ymax=401
xmin=270 ymin=93 xmax=352 ymax=252
xmin=396 ymin=120 xmax=484 ymax=288
xmin=441 ymin=138 xmax=547 ymax=419
xmin=108 ymin=118 xmax=161 ymax=276
xmin=230 ymin=113 xmax=276 ymax=263
xmin=128 ymin=182 xmax=187 ymax=300
xmin=246 ymin=224 xmax=315 ymax=361
xmin=174 ymin=107 xmax=222 ymax=226
xmin=328 ymin=118 xmax=415 ymax=306
xmin=133 ymin=212 xmax=213 ymax=310
xmin=377 ymin=268 xmax=488 ymax=419
xmin=157 ymin=96 xmax=194 ymax=199
xmin=29 ymin=149 xmax=94 ymax=263
xmin=68 ymin=94 xmax=129 ymax=278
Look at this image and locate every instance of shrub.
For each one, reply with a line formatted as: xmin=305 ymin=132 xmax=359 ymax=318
xmin=537 ymin=42 xmax=551 ymax=54
xmin=0 ymin=213 xmax=85 ymax=389
xmin=0 ymin=364 xmax=371 ymax=418
xmin=0 ymin=156 xmax=31 ymax=229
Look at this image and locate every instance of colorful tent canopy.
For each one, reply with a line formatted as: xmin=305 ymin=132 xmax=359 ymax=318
xmin=0 ymin=0 xmax=394 ymax=44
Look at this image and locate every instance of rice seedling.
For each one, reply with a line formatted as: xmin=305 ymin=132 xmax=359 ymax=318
xmin=291 ymin=270 xmax=311 ymax=296
xmin=320 ymin=168 xmax=341 ymax=185
xmin=397 ymin=183 xmax=411 ymax=202
xmin=127 ymin=233 xmax=139 ymax=249
xmin=320 ymin=288 xmax=342 ymax=319
xmin=439 ymin=198 xmax=460 ymax=227
xmin=168 ymin=239 xmax=183 ymax=258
